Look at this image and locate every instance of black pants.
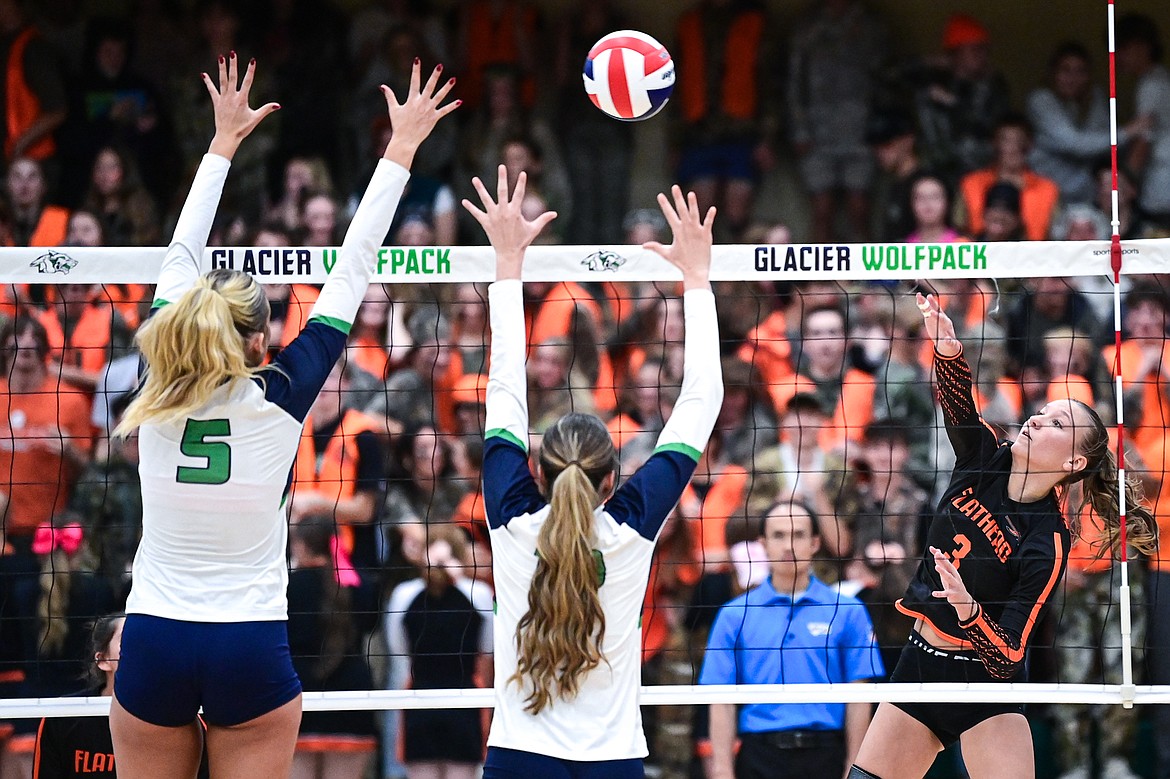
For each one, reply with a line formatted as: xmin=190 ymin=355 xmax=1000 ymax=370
xmin=736 ymin=730 xmax=845 ymax=779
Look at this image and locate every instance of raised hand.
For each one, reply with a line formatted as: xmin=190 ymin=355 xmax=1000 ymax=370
xmin=642 ymin=185 xmax=715 ymax=291
xmin=916 ymin=292 xmax=961 ymax=358
xmin=204 ymin=53 xmax=280 ymax=160
xmin=382 ymin=60 xmax=461 ymax=169
xmin=462 ymin=164 xmax=557 ymax=281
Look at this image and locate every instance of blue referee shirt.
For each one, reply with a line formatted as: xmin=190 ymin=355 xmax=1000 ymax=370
xmin=699 ymin=574 xmax=884 ymax=734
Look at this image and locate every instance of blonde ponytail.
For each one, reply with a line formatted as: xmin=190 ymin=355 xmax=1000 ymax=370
xmin=116 ymin=269 xmax=268 ymax=435
xmin=511 ymin=413 xmax=618 ymax=714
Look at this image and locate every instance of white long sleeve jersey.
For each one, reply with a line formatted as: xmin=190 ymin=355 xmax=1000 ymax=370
xmin=482 ymin=280 xmax=723 ymax=761
xmin=127 ymin=155 xmax=408 ymax=622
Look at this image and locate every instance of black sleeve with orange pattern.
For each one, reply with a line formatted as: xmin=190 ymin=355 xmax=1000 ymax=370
xmin=957 ymin=531 xmax=1068 ymax=679
xmin=957 ymin=606 xmax=1021 ymax=679
xmin=935 ymin=347 xmax=999 ymax=467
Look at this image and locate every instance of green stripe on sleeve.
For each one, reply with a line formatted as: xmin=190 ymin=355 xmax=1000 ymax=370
xmin=654 ymin=442 xmax=702 ymax=462
xmin=151 ymin=299 xmax=170 ymax=309
xmin=308 ymin=314 xmax=353 ymax=335
xmin=486 ymin=428 xmax=528 ymax=452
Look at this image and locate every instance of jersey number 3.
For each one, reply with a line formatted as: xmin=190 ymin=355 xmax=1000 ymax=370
xmin=946 ymin=533 xmax=973 ymax=570
xmin=176 ymin=418 xmax=232 ymax=485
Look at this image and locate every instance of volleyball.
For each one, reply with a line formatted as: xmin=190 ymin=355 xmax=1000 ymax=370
xmin=583 ymin=30 xmax=675 ymax=122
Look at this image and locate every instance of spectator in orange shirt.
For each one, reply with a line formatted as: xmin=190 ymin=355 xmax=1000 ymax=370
xmin=959 ymin=115 xmax=1060 ymax=241
xmin=0 ymin=316 xmax=92 ymax=542
xmin=0 ymin=0 xmax=67 ymax=167
xmin=0 ymin=316 xmax=91 ymax=699
xmin=769 ymin=303 xmax=875 ymax=455
xmin=290 ymin=358 xmax=387 ymax=584
xmin=36 ymin=283 xmax=133 ymax=393
xmin=523 ymin=279 xmax=615 ymax=414
xmin=453 ymin=0 xmax=540 ymax=112
xmin=7 ymin=156 xmax=68 ymax=247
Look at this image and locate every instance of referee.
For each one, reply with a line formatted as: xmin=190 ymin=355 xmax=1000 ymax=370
xmin=700 ymin=501 xmax=883 ymax=779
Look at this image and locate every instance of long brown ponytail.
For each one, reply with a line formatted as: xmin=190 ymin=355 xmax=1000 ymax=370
xmin=1066 ymin=401 xmax=1158 ymax=559
xmin=510 ymin=413 xmax=618 ymax=715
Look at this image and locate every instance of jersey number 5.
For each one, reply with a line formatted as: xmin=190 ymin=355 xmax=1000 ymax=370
xmin=176 ymin=419 xmax=232 ymax=485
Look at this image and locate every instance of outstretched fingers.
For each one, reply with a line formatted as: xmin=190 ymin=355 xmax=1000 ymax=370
xmin=408 ymin=58 xmax=421 ymax=98
xmin=201 ymin=71 xmax=218 ymax=102
xmin=496 ymin=164 xmax=510 ymax=207
xmin=421 ymin=62 xmax=443 ymax=100
xmin=529 ymin=209 xmax=558 ymax=235
xmin=656 ymin=191 xmax=680 ymax=228
xmin=462 ymin=176 xmax=493 ymax=223
xmin=239 ymin=56 xmax=257 ymax=97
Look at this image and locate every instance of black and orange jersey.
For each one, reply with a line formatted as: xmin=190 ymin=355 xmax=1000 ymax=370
xmin=897 ymin=348 xmax=1070 ymax=680
xmin=34 ymin=715 xmax=116 ymax=778
xmin=34 ymin=709 xmax=211 ymax=778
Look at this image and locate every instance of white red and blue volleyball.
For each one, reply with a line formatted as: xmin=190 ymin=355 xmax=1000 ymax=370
xmin=583 ymin=30 xmax=675 ymax=122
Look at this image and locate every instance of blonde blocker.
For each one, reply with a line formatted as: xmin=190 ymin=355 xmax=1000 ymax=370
xmin=1064 ymin=400 xmax=1158 ymax=559
xmin=115 ymin=269 xmax=269 ymax=435
xmin=511 ymin=413 xmax=619 ymax=715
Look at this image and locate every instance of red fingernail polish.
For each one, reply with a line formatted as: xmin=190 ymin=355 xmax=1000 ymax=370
xmin=448 ymin=77 xmax=456 ymax=85
xmin=455 ymin=99 xmax=463 ymax=107
xmin=250 ymin=58 xmax=256 ymax=66
xmin=230 ymin=50 xmax=236 ymax=58
xmin=274 ymin=104 xmax=281 ymax=110
xmin=218 ymin=56 xmax=225 ymax=64
xmin=436 ymin=63 xmax=443 ymax=71
xmin=414 ymin=57 xmax=420 ymax=65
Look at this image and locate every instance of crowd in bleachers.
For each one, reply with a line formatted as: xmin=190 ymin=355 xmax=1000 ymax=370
xmin=1 ymin=1 xmax=1170 ymax=778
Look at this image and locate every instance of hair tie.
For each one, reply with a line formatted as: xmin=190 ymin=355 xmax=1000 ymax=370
xmin=565 ymin=460 xmax=583 ymax=470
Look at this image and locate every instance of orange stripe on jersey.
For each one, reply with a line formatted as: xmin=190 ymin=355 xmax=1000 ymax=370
xmin=32 ymin=717 xmax=44 ymax=778
xmin=967 ymin=531 xmax=1064 ymax=664
xmin=894 ymin=600 xmax=972 ymax=648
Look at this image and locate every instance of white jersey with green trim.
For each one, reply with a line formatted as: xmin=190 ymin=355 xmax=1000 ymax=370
xmin=481 ymin=280 xmax=722 ymax=761
xmin=127 ymin=154 xmax=409 ymax=623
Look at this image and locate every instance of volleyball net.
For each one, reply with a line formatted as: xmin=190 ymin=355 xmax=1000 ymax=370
xmin=2 ymin=237 xmax=1170 ymax=726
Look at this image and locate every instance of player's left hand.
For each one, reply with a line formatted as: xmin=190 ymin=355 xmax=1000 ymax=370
xmin=930 ymin=545 xmax=978 ymax=622
xmin=205 ymin=53 xmax=281 ymax=160
xmin=462 ymin=164 xmax=557 ymax=279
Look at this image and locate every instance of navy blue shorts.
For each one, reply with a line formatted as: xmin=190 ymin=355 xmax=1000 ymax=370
xmin=114 ymin=614 xmax=302 ymax=727
xmin=483 ymin=747 xmax=644 ymax=779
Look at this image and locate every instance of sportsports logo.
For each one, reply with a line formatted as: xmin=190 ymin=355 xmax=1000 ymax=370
xmin=30 ymin=250 xmax=78 ymax=275
xmin=581 ymin=250 xmax=626 ymax=272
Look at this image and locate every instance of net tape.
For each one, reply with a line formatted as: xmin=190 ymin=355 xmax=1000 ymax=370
xmin=7 ymin=239 xmax=1168 ymax=285
xmin=4 ymin=239 xmax=1169 ymax=719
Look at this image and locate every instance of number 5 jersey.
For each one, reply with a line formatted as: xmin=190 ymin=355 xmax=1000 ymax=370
xmin=128 ymin=153 xmax=408 ymax=623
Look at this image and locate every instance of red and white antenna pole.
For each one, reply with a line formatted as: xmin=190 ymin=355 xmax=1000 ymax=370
xmin=1107 ymin=0 xmax=1136 ymax=709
